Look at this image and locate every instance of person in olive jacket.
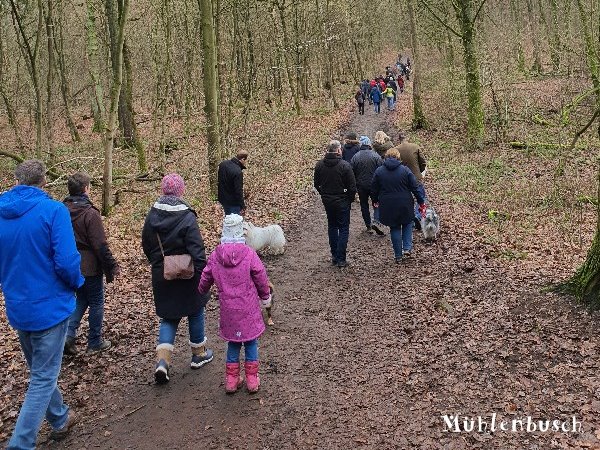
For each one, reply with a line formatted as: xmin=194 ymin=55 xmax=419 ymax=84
xmin=64 ymin=172 xmax=118 ymax=355
xmin=314 ymin=140 xmax=357 ymax=268
xmin=217 ymin=150 xmax=248 ymax=215
xmin=142 ymin=173 xmax=213 ymax=384
xmin=394 ymin=132 xmax=428 ymax=229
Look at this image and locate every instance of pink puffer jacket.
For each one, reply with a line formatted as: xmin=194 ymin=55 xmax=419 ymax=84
xmin=198 ymin=243 xmax=270 ymax=342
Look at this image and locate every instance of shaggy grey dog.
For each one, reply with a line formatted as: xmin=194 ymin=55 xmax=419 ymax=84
xmin=421 ymin=207 xmax=440 ymax=241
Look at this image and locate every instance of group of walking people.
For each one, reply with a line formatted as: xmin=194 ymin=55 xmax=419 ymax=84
xmin=0 ymin=150 xmax=271 ymax=448
xmin=314 ymin=130 xmax=428 ymax=266
xmin=355 ymin=60 xmax=410 ymax=115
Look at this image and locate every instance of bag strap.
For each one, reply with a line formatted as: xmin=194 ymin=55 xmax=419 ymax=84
xmin=156 ymin=233 xmax=165 ymax=258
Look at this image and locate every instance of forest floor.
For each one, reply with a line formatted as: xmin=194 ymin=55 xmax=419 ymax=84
xmin=8 ymin=91 xmax=596 ymax=449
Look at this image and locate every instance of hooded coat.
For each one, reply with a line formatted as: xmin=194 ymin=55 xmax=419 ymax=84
xmin=342 ymin=141 xmax=361 ymax=163
xmin=64 ymin=194 xmax=118 ymax=282
xmin=217 ymin=157 xmax=245 ymax=209
xmin=0 ymin=185 xmax=84 ymax=331
xmin=371 ymin=158 xmax=424 ymax=227
xmin=198 ymin=243 xmax=270 ymax=342
xmin=142 ymin=196 xmax=209 ymax=319
xmin=314 ymin=152 xmax=357 ymax=209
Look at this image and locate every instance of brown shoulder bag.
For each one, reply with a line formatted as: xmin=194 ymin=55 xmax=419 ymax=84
xmin=156 ymin=233 xmax=194 ymax=280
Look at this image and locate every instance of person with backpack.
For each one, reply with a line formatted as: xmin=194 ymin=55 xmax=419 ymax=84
xmin=355 ymin=89 xmax=365 ymax=115
xmin=384 ymin=83 xmax=396 ymax=111
xmin=370 ymin=84 xmax=382 ymax=114
xmin=368 ymin=79 xmax=377 ymax=105
xmin=397 ymin=75 xmax=405 ymax=94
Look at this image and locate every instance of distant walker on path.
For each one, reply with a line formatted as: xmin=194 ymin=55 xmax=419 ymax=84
xmin=218 ymin=150 xmax=248 ymax=215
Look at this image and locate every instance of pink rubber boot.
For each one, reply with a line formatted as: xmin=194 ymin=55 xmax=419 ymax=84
xmin=244 ymin=361 xmax=260 ymax=393
xmin=225 ymin=363 xmax=243 ymax=394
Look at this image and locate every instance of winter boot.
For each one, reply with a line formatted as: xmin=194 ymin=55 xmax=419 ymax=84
xmin=225 ymin=363 xmax=244 ymax=394
xmin=190 ymin=339 xmax=214 ymax=369
xmin=244 ymin=361 xmax=260 ymax=393
xmin=155 ymin=344 xmax=173 ymax=384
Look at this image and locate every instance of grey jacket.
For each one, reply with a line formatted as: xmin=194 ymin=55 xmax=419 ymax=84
xmin=350 ymin=148 xmax=383 ymax=190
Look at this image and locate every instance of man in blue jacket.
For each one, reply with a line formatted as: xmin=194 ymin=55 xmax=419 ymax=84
xmin=0 ymin=159 xmax=84 ymax=449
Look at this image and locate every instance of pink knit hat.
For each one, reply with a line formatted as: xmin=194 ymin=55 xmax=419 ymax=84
xmin=161 ymin=173 xmax=185 ymax=197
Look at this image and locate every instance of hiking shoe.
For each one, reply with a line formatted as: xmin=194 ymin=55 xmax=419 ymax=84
xmin=337 ymin=260 xmax=349 ymax=268
xmin=49 ymin=411 xmax=77 ymax=441
xmin=64 ymin=337 xmax=77 ymax=356
xmin=86 ymin=340 xmax=112 ymax=354
xmin=366 ymin=225 xmax=374 ymax=234
xmin=371 ymin=223 xmax=385 ymax=236
xmin=155 ymin=359 xmax=170 ymax=384
xmin=331 ymin=258 xmax=338 ymax=266
xmin=191 ymin=349 xmax=214 ymax=369
xmin=403 ymin=251 xmax=412 ymax=258
xmin=395 ymin=257 xmax=403 ymax=264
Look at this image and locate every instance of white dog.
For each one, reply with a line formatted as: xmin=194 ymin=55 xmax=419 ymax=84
xmin=243 ymin=221 xmax=286 ymax=255
xmin=420 ymin=207 xmax=440 ymax=241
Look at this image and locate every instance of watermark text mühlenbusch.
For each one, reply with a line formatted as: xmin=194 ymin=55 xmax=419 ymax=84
xmin=441 ymin=413 xmax=582 ymax=433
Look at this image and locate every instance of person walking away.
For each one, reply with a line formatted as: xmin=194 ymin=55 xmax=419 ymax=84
xmin=314 ymin=140 xmax=357 ymax=267
xmin=360 ymin=79 xmax=369 ymax=99
xmin=368 ymin=79 xmax=377 ymax=105
xmin=384 ymin=83 xmax=395 ymax=110
xmin=378 ymin=78 xmax=386 ymax=93
xmin=395 ymin=132 xmax=428 ymax=230
xmin=370 ymin=84 xmax=382 ymax=114
xmin=371 ymin=149 xmax=426 ymax=263
xmin=0 ymin=160 xmax=83 ymax=449
xmin=63 ymin=172 xmax=118 ymax=355
xmin=217 ymin=150 xmax=248 ymax=215
xmin=342 ymin=132 xmax=361 ymax=163
xmin=397 ymin=75 xmax=405 ymax=94
xmin=355 ymin=89 xmax=365 ymax=115
xmin=142 ymin=174 xmax=214 ymax=384
xmin=351 ymin=137 xmax=385 ymax=235
xmin=198 ymin=214 xmax=271 ymax=394
xmin=372 ymin=131 xmax=394 ymax=159
xmin=389 ymin=78 xmax=398 ymax=101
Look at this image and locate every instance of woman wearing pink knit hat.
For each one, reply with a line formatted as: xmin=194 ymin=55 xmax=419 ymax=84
xmin=142 ymin=173 xmax=213 ymax=384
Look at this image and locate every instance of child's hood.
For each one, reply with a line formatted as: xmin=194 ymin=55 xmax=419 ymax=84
xmin=215 ymin=243 xmax=252 ymax=268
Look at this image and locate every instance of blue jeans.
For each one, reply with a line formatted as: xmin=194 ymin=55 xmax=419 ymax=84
xmin=387 ymin=97 xmax=395 ymax=110
xmin=157 ymin=308 xmax=206 ymax=346
xmin=67 ymin=275 xmax=104 ymax=348
xmin=324 ymin=203 xmax=351 ymax=263
xmin=357 ymin=188 xmax=379 ymax=227
xmin=8 ymin=319 xmax=70 ymax=450
xmin=222 ymin=205 xmax=242 ymax=215
xmin=390 ymin=222 xmax=414 ymax=258
xmin=373 ymin=102 xmax=380 ymax=113
xmin=413 ymin=183 xmax=427 ymax=219
xmin=226 ymin=339 xmax=259 ymax=363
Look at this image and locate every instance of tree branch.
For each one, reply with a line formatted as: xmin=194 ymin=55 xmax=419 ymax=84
xmin=419 ymin=0 xmax=462 ymax=38
xmin=566 ymin=108 xmax=600 ymax=153
xmin=471 ymin=0 xmax=488 ymax=25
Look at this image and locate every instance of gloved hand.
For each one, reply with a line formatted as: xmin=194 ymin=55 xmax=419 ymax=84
xmin=260 ymin=295 xmax=272 ymax=309
xmin=418 ymin=203 xmax=427 ymax=218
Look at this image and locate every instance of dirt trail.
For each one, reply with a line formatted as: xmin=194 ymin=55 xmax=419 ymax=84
xmin=43 ymin=99 xmax=600 ymax=449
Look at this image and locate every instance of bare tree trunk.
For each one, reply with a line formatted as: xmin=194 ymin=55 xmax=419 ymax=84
xmin=44 ymin=0 xmax=56 ymax=165
xmin=526 ymin=0 xmax=543 ymax=73
xmin=407 ymin=0 xmax=428 ymax=129
xmin=102 ymin=0 xmax=130 ymax=215
xmin=199 ymin=0 xmax=222 ymax=196
xmin=0 ymin=14 xmax=24 ymax=149
xmin=86 ymin=0 xmax=106 ymax=132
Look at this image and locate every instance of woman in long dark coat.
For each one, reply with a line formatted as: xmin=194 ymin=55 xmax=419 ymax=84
xmin=371 ymin=149 xmax=426 ymax=263
xmin=142 ymin=173 xmax=213 ymax=384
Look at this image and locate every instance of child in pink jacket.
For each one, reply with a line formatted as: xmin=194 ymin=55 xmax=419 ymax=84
xmin=198 ymin=214 xmax=271 ymax=394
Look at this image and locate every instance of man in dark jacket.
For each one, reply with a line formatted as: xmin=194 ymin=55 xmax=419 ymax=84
xmin=0 ymin=160 xmax=83 ymax=448
xmin=314 ymin=140 xmax=357 ymax=268
xmin=217 ymin=150 xmax=248 ymax=215
xmin=350 ymin=137 xmax=384 ymax=235
xmin=63 ymin=172 xmax=118 ymax=355
xmin=342 ymin=132 xmax=361 ymax=163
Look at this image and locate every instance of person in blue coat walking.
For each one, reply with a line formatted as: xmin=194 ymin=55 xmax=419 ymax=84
xmin=370 ymin=84 xmax=382 ymax=114
xmin=0 ymin=160 xmax=84 ymax=449
xmin=371 ymin=149 xmax=426 ymax=263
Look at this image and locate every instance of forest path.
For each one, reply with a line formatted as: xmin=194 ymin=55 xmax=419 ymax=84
xmin=46 ymin=96 xmax=598 ymax=450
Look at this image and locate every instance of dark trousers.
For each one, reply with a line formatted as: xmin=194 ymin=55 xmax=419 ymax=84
xmin=67 ymin=275 xmax=105 ymax=348
xmin=357 ymin=188 xmax=375 ymax=227
xmin=324 ymin=203 xmax=351 ymax=263
xmin=358 ymin=102 xmax=365 ymax=115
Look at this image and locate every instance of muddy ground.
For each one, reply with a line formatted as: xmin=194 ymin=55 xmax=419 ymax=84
xmin=20 ymin=100 xmax=600 ymax=450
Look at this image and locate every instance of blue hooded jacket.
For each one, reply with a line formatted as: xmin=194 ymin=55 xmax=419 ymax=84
xmin=0 ymin=185 xmax=84 ymax=331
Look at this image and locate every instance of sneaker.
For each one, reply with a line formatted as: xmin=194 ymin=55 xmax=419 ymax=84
xmin=191 ymin=349 xmax=214 ymax=369
xmin=64 ymin=337 xmax=77 ymax=356
xmin=337 ymin=260 xmax=349 ymax=268
xmin=155 ymin=360 xmax=170 ymax=384
xmin=366 ymin=225 xmax=374 ymax=234
xmin=395 ymin=257 xmax=403 ymax=264
xmin=49 ymin=411 xmax=78 ymax=441
xmin=403 ymin=251 xmax=412 ymax=258
xmin=371 ymin=223 xmax=385 ymax=236
xmin=86 ymin=340 xmax=112 ymax=354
